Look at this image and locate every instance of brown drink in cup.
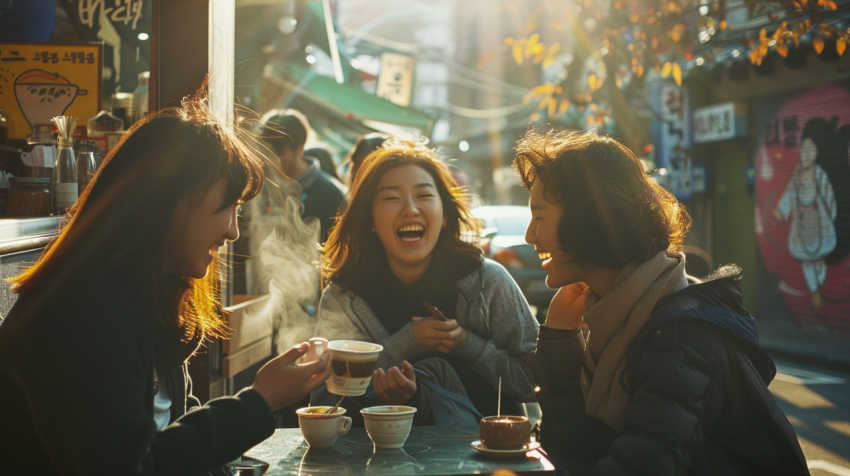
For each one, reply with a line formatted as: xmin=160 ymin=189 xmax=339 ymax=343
xmin=479 ymin=415 xmax=532 ymax=450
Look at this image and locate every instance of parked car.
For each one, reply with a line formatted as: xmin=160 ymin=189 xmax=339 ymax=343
xmin=471 ymin=205 xmax=555 ymax=320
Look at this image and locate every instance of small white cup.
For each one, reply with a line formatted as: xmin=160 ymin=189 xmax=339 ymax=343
xmin=327 ymin=340 xmax=383 ymax=396
xmin=360 ymin=405 xmax=417 ymax=449
xmin=297 ymin=407 xmax=352 ymax=448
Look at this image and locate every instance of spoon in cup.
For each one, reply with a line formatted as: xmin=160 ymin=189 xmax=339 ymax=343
xmin=326 ymin=395 xmax=345 ymax=414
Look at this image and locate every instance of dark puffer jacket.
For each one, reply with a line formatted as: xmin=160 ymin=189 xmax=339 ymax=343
xmin=534 ymin=267 xmax=809 ymax=475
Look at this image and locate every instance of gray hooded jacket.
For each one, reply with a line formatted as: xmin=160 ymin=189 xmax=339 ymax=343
xmin=316 ymin=259 xmax=539 ymax=403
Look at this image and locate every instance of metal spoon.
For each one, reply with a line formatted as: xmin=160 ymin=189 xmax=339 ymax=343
xmin=326 ymin=395 xmax=345 ymax=414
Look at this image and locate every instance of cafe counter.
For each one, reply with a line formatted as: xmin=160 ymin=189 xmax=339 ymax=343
xmin=0 ymin=216 xmax=63 ymax=321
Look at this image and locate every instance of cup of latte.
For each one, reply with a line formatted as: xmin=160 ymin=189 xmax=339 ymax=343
xmin=326 ymin=340 xmax=383 ymax=396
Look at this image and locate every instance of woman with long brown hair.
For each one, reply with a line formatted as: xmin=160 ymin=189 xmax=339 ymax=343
xmin=0 ymin=93 xmax=331 ymax=475
xmin=314 ymin=136 xmax=537 ymax=425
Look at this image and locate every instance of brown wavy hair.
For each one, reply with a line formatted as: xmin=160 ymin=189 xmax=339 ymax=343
xmin=513 ymin=128 xmax=691 ymax=269
xmin=322 ymin=136 xmax=481 ymax=288
xmin=10 ymin=90 xmax=264 ymax=344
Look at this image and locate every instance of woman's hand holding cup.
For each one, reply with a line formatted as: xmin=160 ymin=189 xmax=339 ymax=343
xmin=411 ymin=317 xmax=467 ymax=354
xmin=251 ymin=342 xmax=332 ymax=412
xmin=373 ymin=360 xmax=416 ymax=405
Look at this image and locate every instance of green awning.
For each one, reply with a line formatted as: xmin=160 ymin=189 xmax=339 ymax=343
xmin=269 ymin=62 xmax=434 ymax=136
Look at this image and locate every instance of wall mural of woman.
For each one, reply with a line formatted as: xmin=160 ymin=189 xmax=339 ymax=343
xmin=755 ymin=83 xmax=850 ymax=331
xmin=772 ymin=117 xmax=850 ymax=308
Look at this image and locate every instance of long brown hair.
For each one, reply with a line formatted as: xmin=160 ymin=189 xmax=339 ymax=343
xmin=10 ymin=91 xmax=264 ymax=342
xmin=322 ymin=136 xmax=481 ymax=288
xmin=514 ymin=128 xmax=691 ymax=269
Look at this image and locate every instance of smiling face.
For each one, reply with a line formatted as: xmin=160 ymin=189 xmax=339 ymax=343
xmin=164 ymin=179 xmax=240 ymax=279
xmin=371 ymin=164 xmax=446 ymax=281
xmin=525 ymin=179 xmax=589 ymax=289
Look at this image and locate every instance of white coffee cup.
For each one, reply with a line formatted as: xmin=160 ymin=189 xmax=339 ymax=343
xmin=360 ymin=405 xmax=417 ymax=449
xmin=296 ymin=407 xmax=352 ymax=448
xmin=326 ymin=340 xmax=383 ymax=396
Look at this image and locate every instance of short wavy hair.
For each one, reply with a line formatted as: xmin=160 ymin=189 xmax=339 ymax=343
xmin=513 ymin=128 xmax=691 ymax=269
xmin=323 ymin=135 xmax=482 ymax=288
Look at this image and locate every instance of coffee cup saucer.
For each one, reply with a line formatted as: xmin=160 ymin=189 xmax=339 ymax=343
xmin=471 ymin=440 xmax=541 ymax=458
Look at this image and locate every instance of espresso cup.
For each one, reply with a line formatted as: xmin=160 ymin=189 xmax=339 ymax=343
xmin=479 ymin=415 xmax=532 ymax=450
xmin=326 ymin=340 xmax=383 ymax=396
xmin=296 ymin=407 xmax=352 ymax=448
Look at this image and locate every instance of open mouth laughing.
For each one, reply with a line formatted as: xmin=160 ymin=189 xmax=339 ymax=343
xmin=397 ymin=224 xmax=426 ymax=242
xmin=537 ymin=250 xmax=553 ymax=269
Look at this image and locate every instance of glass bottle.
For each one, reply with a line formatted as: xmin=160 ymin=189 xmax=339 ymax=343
xmin=75 ymin=140 xmax=98 ymax=195
xmin=53 ymin=135 xmax=78 ymax=214
xmin=132 ymin=72 xmax=150 ymax=124
xmin=87 ymin=110 xmax=123 ymax=137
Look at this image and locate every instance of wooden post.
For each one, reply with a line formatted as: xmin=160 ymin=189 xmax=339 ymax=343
xmin=150 ymin=0 xmax=235 ymax=403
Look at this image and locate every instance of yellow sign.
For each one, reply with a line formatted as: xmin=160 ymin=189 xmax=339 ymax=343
xmin=0 ymin=42 xmax=103 ymax=140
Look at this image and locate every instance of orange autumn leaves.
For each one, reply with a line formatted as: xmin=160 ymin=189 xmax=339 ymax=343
xmin=522 ymin=83 xmax=570 ymax=120
xmin=660 ymin=61 xmax=683 ymax=86
xmin=750 ymin=20 xmax=850 ymax=66
xmin=504 ymin=33 xmax=561 ymax=68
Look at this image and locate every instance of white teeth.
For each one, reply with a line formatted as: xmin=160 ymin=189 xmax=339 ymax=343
xmin=397 ymin=224 xmax=425 ymax=232
xmin=538 ymin=252 xmax=551 ymax=260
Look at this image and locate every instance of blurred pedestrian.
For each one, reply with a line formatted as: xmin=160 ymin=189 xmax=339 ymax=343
xmin=0 ymin=92 xmax=331 ymax=475
xmin=260 ymin=109 xmax=347 ymax=242
xmin=314 ymin=135 xmax=538 ymax=425
xmin=341 ymin=132 xmax=389 ymax=186
xmin=516 ymin=128 xmax=808 ymax=475
xmin=305 ymin=143 xmax=343 ymax=182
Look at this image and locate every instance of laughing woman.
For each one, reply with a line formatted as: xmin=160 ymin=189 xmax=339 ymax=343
xmin=517 ymin=129 xmax=807 ymax=475
xmin=314 ymin=136 xmax=538 ymax=424
xmin=0 ymin=94 xmax=331 ymax=475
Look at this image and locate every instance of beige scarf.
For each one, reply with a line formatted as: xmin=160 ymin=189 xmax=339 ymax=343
xmin=580 ymin=251 xmax=688 ymax=432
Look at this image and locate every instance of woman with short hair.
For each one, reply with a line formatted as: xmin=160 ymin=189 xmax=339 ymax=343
xmin=517 ymin=128 xmax=807 ymax=475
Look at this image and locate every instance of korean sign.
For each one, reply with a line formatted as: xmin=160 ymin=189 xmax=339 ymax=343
xmin=693 ymin=102 xmax=747 ymax=143
xmin=0 ymin=42 xmax=103 ymax=140
xmin=77 ymin=0 xmax=145 ymax=31
xmin=652 ymin=83 xmax=694 ymax=200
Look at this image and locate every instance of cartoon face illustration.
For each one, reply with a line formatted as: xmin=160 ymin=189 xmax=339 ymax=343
xmin=14 ymin=70 xmax=87 ymax=128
